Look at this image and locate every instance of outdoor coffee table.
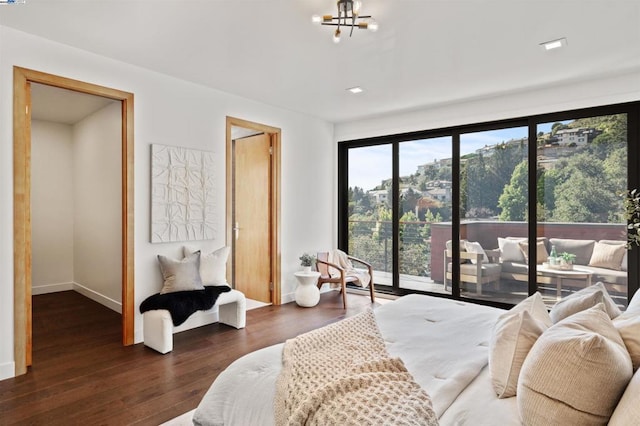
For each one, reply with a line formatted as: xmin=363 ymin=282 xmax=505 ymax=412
xmin=536 ymin=265 xmax=593 ymax=300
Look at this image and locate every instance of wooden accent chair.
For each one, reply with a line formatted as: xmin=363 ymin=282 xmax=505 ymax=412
xmin=315 ymin=251 xmax=375 ymax=309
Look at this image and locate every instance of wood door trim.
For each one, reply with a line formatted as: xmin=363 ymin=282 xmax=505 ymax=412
xmin=226 ymin=116 xmax=281 ymax=305
xmin=13 ymin=67 xmax=135 ymax=376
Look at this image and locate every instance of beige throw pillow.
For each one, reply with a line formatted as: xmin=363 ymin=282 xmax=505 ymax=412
xmin=157 ymin=251 xmax=204 ymax=294
xmin=489 ymin=310 xmax=547 ymax=398
xmin=609 ymin=368 xmax=640 ymax=425
xmin=549 ymin=282 xmax=621 ymax=323
xmin=509 ymin=292 xmax=552 ymax=328
xmin=613 ymin=311 xmax=640 ymax=371
xmin=517 ymin=304 xmax=633 ymax=426
xmin=589 ymin=242 xmax=626 ymax=271
xmin=183 ymin=245 xmax=230 ymax=286
xmin=518 ymin=240 xmax=549 ymax=265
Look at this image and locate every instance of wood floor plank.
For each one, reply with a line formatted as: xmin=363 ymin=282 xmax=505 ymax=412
xmin=0 ymin=289 xmax=378 ymax=425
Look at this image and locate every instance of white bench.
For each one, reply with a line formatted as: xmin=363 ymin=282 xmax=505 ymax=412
xmin=143 ymin=289 xmax=246 ymax=354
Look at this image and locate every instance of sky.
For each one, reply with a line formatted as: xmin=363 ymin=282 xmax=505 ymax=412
xmin=349 ymin=123 xmax=560 ymax=191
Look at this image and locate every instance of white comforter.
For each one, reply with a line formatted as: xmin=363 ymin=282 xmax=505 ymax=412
xmin=193 ymin=294 xmax=518 ymax=425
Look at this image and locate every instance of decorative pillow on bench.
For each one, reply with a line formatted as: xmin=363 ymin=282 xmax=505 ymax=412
xmin=157 ymin=250 xmax=204 ymax=294
xmin=183 ymin=245 xmax=230 ymax=286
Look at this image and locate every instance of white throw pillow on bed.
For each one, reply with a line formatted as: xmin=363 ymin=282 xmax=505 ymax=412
xmin=517 ymin=303 xmax=633 ymax=425
xmin=183 ymin=245 xmax=230 ymax=286
xmin=489 ymin=293 xmax=550 ymax=398
xmin=613 ymin=311 xmax=640 ymax=371
xmin=609 ymin=367 xmax=640 ymax=425
xmin=549 ymin=282 xmax=621 ymax=324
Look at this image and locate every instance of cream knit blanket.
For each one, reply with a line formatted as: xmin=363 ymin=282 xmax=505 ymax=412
xmin=274 ymin=309 xmax=438 ymax=426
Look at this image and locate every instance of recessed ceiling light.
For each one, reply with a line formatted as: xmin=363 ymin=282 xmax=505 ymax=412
xmin=347 ymin=86 xmax=363 ymax=94
xmin=540 ymin=37 xmax=567 ymax=51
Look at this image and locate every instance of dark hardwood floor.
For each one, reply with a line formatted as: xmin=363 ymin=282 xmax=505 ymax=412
xmin=0 ymin=290 xmax=380 ymax=425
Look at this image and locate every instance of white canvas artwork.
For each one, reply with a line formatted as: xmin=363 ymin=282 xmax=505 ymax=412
xmin=151 ymin=144 xmax=216 ymax=243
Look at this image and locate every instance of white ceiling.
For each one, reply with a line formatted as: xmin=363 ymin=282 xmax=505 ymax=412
xmin=2 ymin=1 xmax=639 ymax=124
xmin=31 ymin=83 xmax=116 ymax=125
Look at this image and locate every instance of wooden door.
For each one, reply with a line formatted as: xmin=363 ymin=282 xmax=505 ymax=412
xmin=233 ymin=133 xmax=272 ymax=303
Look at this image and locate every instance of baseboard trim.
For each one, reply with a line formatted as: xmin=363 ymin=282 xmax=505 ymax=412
xmin=0 ymin=361 xmax=16 ymax=381
xmin=281 ymin=291 xmax=296 ymax=305
xmin=73 ymin=283 xmax=122 ymax=314
xmin=32 ymin=282 xmax=74 ymax=295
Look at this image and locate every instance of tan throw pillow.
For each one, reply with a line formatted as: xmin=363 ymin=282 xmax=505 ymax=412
xmin=517 ymin=304 xmax=633 ymax=425
xmin=489 ymin=310 xmax=547 ymax=398
xmin=589 ymin=242 xmax=626 ymax=271
xmin=609 ymin=368 xmax=640 ymax=425
xmin=627 ymin=289 xmax=640 ymax=313
xmin=183 ymin=245 xmax=230 ymax=286
xmin=550 ymin=282 xmax=621 ymax=323
xmin=157 ymin=251 xmax=204 ymax=294
xmin=509 ymin=292 xmax=552 ymax=328
xmin=613 ymin=311 xmax=640 ymax=371
xmin=518 ymin=240 xmax=548 ymax=265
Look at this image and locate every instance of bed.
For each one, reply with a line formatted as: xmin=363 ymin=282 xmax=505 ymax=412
xmin=193 ymin=290 xmax=639 ymax=425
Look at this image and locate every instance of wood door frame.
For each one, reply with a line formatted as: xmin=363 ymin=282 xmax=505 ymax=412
xmin=225 ymin=116 xmax=281 ymax=305
xmin=13 ymin=67 xmax=135 ymax=376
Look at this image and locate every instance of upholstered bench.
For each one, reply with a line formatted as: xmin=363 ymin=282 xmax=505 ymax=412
xmin=143 ymin=288 xmax=246 ymax=354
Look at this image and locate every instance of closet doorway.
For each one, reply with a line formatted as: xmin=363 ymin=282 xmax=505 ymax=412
xmin=13 ymin=67 xmax=135 ymax=376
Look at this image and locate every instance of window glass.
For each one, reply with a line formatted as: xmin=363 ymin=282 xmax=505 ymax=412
xmin=459 ymin=127 xmax=528 ymax=304
xmin=398 ymin=137 xmax=452 ymax=294
xmin=348 ymin=145 xmax=393 ymax=288
xmin=537 ymin=114 xmax=628 ymax=309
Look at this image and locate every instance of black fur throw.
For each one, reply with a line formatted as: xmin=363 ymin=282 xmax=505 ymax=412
xmin=140 ymin=285 xmax=232 ymax=326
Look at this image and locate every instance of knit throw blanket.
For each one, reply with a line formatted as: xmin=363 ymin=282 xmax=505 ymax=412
xmin=274 ymin=309 xmax=438 ymax=426
xmin=139 ymin=285 xmax=231 ymax=326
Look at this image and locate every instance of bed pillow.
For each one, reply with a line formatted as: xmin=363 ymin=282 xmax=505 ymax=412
xmin=609 ymin=368 xmax=640 ymax=425
xmin=510 ymin=292 xmax=552 ymax=327
xmin=158 ymin=251 xmax=204 ymax=294
xmin=498 ymin=237 xmax=526 ymax=263
xmin=588 ymin=242 xmax=626 ymax=271
xmin=518 ymin=240 xmax=549 ymax=265
xmin=489 ymin=309 xmax=546 ymax=398
xmin=183 ymin=245 xmax=230 ymax=286
xmin=517 ymin=304 xmax=633 ymax=425
xmin=549 ymin=282 xmax=621 ymax=323
xmin=464 ymin=241 xmax=488 ymax=264
xmin=613 ymin=311 xmax=640 ymax=371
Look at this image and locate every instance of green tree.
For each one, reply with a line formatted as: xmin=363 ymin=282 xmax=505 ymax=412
xmin=498 ymin=160 xmax=528 ymax=221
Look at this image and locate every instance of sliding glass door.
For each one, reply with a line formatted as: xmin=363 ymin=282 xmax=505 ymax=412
xmin=339 ymin=102 xmax=638 ymax=308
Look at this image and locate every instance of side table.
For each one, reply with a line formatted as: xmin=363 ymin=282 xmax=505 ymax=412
xmin=294 ymin=271 xmax=321 ymax=307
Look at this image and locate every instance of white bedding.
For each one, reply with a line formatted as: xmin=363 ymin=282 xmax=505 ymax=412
xmin=193 ymin=294 xmax=511 ymax=426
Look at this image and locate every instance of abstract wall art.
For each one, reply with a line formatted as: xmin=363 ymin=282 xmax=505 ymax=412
xmin=151 ymin=144 xmax=216 ymax=243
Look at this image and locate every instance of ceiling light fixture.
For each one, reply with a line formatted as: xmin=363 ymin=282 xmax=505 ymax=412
xmin=312 ymin=0 xmax=378 ymax=44
xmin=540 ymin=37 xmax=567 ymax=51
xmin=347 ymin=86 xmax=363 ymax=94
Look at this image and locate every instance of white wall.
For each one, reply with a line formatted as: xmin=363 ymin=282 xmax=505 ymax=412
xmin=31 ymin=121 xmax=75 ymax=293
xmin=0 ymin=25 xmax=335 ymax=380
xmin=73 ymin=102 xmax=122 ymax=307
xmin=335 ymin=70 xmax=640 ymax=141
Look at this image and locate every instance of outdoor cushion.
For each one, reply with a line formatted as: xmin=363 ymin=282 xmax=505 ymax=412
xmin=548 ymin=238 xmax=595 ymax=266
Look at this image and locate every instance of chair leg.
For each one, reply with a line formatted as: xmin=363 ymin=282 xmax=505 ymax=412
xmin=368 ymin=280 xmax=375 ymax=304
xmin=341 ymin=279 xmax=347 ymax=309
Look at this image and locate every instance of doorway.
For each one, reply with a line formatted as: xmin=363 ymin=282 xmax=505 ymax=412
xmin=226 ymin=117 xmax=281 ymax=304
xmin=13 ymin=67 xmax=135 ymax=376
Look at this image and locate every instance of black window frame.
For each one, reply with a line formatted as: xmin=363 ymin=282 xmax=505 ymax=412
xmin=338 ymin=101 xmax=640 ymax=309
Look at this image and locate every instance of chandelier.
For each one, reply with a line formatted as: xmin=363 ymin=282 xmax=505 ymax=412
xmin=312 ymin=0 xmax=378 ymax=44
